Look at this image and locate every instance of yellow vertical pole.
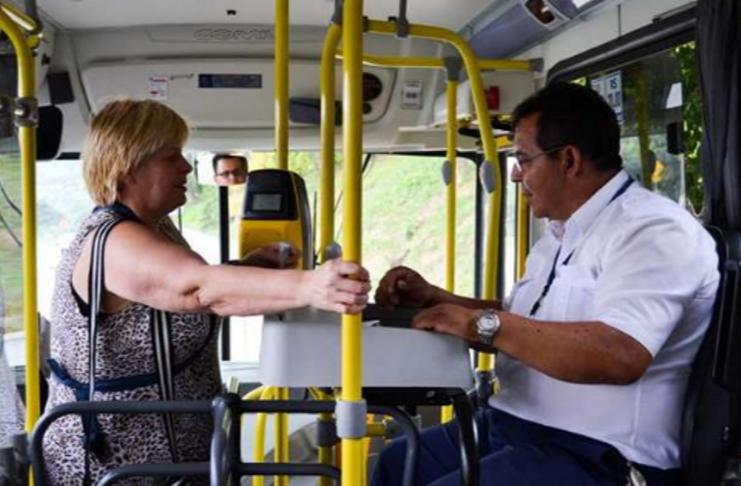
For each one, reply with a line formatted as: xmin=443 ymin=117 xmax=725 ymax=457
xmin=341 ymin=1 xmax=365 ymax=486
xmin=516 ymin=186 xmax=528 ymax=280
xmin=317 ymin=22 xmax=342 ymax=486
xmin=0 ymin=9 xmax=39 ymax=486
xmin=441 ymin=68 xmax=459 ymax=424
xmin=0 ymin=5 xmax=38 ymax=439
xmin=274 ymin=1 xmax=291 ymax=483
xmin=275 ymin=0 xmax=289 ymax=170
xmin=253 ymin=387 xmax=277 ymax=486
xmin=319 ymin=23 xmax=342 ymax=262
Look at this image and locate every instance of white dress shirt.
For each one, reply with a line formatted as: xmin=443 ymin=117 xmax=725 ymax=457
xmin=490 ymin=170 xmax=720 ymax=469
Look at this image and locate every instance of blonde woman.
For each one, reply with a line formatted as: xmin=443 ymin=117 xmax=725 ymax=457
xmin=43 ymin=99 xmax=369 ymax=485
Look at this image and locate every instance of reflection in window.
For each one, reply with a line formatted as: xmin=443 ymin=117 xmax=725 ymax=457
xmin=585 ymin=42 xmax=703 ymax=214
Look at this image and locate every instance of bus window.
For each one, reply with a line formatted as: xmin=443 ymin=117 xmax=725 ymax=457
xmin=0 ymin=132 xmax=24 ymax=381
xmin=503 ymin=156 xmax=518 ymax=297
xmin=356 ymin=154 xmax=478 ymax=299
xmin=584 ymin=41 xmax=703 ymax=213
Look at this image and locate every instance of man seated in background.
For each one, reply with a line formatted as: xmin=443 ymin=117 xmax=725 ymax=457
xmin=371 ymin=82 xmax=719 ymax=486
xmin=213 ymin=153 xmax=248 ymax=186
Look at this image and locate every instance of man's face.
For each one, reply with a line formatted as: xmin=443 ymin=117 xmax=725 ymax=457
xmin=214 ymin=157 xmax=247 ymax=186
xmin=510 ymin=114 xmax=568 ymax=220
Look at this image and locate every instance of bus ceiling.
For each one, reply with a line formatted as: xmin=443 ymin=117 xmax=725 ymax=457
xmin=14 ymin=0 xmax=698 ymax=155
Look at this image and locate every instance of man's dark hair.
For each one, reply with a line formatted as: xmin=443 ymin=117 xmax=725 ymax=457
xmin=511 ymin=82 xmax=622 ymax=172
xmin=212 ymin=153 xmax=248 ymax=172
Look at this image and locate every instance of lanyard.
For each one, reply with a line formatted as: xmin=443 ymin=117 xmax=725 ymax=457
xmin=528 ymin=177 xmax=633 ymax=317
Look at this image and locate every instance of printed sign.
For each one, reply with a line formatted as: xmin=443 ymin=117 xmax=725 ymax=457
xmin=402 ymin=81 xmax=423 ymax=110
xmin=147 ymin=75 xmax=169 ymax=101
xmin=590 ymin=71 xmax=623 ymax=124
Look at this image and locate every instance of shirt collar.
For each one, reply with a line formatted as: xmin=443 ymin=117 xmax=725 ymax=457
xmin=546 ymin=169 xmax=631 ymax=243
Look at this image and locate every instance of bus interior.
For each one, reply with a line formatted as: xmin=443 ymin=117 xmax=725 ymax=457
xmin=0 ymin=0 xmax=739 ymax=485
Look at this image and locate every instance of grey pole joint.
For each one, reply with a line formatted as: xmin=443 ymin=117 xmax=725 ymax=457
xmin=443 ymin=56 xmax=463 ymax=82
xmin=480 ymin=160 xmax=497 ymax=194
xmin=530 ymin=58 xmax=545 ymax=73
xmin=395 ymin=0 xmax=410 ymax=38
xmin=14 ymin=97 xmax=38 ymax=128
xmin=331 ymin=0 xmax=343 ymax=26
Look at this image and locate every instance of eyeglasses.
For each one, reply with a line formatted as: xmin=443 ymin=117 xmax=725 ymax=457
xmin=512 ymin=145 xmax=566 ymax=172
xmin=215 ymin=169 xmax=247 ymax=178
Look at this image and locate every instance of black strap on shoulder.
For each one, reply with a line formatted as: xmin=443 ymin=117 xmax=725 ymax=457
xmin=84 ymin=216 xmax=123 ymax=460
xmin=151 ymin=308 xmax=179 ymax=462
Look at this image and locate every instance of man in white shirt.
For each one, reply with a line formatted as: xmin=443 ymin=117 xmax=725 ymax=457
xmin=371 ymin=82 xmax=719 ymax=486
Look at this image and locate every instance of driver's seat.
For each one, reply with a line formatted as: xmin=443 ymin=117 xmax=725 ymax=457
xmin=681 ymin=227 xmax=741 ymax=486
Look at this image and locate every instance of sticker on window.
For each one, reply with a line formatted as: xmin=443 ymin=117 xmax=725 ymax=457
xmin=590 ymin=71 xmax=623 ymax=124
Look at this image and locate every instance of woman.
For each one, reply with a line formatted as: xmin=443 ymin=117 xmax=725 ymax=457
xmin=42 ymin=99 xmax=369 ymax=485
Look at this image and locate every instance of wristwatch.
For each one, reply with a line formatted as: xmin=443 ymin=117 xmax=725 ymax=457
xmin=474 ymin=309 xmax=501 ymax=346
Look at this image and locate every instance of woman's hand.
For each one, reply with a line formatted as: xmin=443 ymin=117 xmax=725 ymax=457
xmin=374 ymin=266 xmax=438 ymax=309
xmin=300 ymin=259 xmax=371 ymax=314
xmin=238 ymin=243 xmax=302 ymax=269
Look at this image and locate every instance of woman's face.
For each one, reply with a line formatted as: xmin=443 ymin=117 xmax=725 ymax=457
xmin=123 ymin=144 xmax=192 ymax=217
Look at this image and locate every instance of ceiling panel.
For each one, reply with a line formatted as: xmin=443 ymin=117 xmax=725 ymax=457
xmin=38 ymin=0 xmax=493 ymax=32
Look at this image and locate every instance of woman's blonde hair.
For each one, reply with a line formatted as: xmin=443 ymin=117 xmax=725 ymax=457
xmin=83 ymin=99 xmax=189 ymax=205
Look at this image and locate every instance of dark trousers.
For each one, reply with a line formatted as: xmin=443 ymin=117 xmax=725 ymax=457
xmin=370 ymin=408 xmax=682 ymax=486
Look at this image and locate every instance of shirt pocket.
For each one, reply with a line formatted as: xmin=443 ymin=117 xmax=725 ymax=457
xmin=544 ymin=266 xmax=597 ymax=322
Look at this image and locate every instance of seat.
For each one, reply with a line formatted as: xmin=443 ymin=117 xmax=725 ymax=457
xmin=681 ymin=227 xmax=741 ymax=486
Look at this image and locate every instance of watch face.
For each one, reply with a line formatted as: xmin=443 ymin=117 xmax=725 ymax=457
xmin=478 ymin=312 xmax=499 ymax=332
xmin=476 ymin=311 xmax=500 ymax=346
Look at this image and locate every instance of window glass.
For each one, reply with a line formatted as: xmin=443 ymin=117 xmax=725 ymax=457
xmin=584 ymin=41 xmax=703 ymax=213
xmin=504 ymin=156 xmax=518 ymax=298
xmin=357 ymin=155 xmax=477 ymax=298
xmin=0 ymin=138 xmax=23 ymax=368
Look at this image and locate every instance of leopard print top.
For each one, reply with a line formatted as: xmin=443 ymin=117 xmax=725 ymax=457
xmin=43 ymin=209 xmax=222 ymax=485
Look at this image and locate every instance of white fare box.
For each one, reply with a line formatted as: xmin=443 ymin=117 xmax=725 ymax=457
xmin=259 ymin=307 xmax=475 ymax=389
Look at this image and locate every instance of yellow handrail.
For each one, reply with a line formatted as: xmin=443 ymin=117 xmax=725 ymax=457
xmin=252 ymin=386 xmax=278 ymax=486
xmin=0 ymin=4 xmax=39 ymax=452
xmin=0 ymin=2 xmax=41 ymax=34
xmin=275 ymin=0 xmax=289 ymax=170
xmin=319 ymin=23 xmax=342 ymax=262
xmin=336 ymin=51 xmax=533 ymax=72
xmin=341 ymin=1 xmax=365 ymax=486
xmin=445 ymin=78 xmax=458 ymax=297
xmin=441 ymin=75 xmax=458 ymax=425
xmin=275 ymin=386 xmax=290 ymax=486
xmin=274 ymin=2 xmax=291 ymax=482
xmin=516 ymin=186 xmax=529 ymax=280
xmin=366 ymin=19 xmax=503 ymax=374
xmin=309 ymin=385 xmax=337 ymax=486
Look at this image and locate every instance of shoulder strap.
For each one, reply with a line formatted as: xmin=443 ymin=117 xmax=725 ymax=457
xmin=87 ymin=216 xmax=123 ymax=405
xmin=83 ymin=215 xmax=125 ymax=462
xmin=151 ymin=308 xmax=179 ymax=461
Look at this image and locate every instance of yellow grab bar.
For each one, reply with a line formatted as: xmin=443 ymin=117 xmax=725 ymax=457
xmin=275 ymin=0 xmax=289 ymax=170
xmin=252 ymin=386 xmax=278 ymax=486
xmin=0 ymin=5 xmax=39 ymax=446
xmin=319 ymin=23 xmax=342 ymax=262
xmin=516 ymin=186 xmax=529 ymax=280
xmin=341 ymin=1 xmax=366 ymax=486
xmin=336 ymin=51 xmax=533 ymax=72
xmin=1 ymin=2 xmax=41 ymax=34
xmin=441 ymin=71 xmax=459 ymax=425
xmin=366 ymin=19 xmax=503 ymax=374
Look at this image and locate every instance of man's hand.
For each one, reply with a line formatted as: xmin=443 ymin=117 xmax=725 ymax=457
xmin=238 ymin=243 xmax=302 ymax=269
xmin=374 ymin=266 xmax=439 ymax=309
xmin=412 ymin=304 xmax=480 ymax=343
